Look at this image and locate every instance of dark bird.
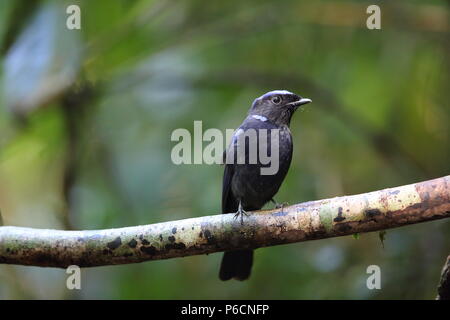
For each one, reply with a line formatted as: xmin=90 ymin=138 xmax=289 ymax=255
xmin=219 ymin=90 xmax=311 ymax=281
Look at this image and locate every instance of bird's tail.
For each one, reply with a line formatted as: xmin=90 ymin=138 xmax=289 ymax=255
xmin=219 ymin=249 xmax=253 ymax=281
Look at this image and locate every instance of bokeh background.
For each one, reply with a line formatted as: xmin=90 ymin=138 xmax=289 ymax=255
xmin=0 ymin=0 xmax=449 ymax=299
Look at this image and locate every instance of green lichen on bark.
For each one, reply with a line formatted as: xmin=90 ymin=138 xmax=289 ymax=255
xmin=318 ymin=201 xmax=335 ymax=232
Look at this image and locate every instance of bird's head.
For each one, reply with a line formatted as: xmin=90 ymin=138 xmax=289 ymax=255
xmin=249 ymin=90 xmax=311 ymax=126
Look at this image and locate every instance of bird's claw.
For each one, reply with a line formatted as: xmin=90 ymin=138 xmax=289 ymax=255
xmin=276 ymin=202 xmax=289 ymax=209
xmin=271 ymin=199 xmax=288 ymax=211
xmin=233 ymin=203 xmax=249 ymax=225
xmin=271 ymin=199 xmax=289 ymax=209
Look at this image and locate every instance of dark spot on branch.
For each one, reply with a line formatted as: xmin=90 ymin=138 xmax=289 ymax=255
xmin=172 ymin=227 xmax=177 ymax=234
xmin=168 ymin=236 xmax=176 ymax=243
xmin=410 ymin=202 xmax=424 ymax=210
xmin=365 ymin=209 xmax=381 ymax=219
xmin=159 ymin=234 xmax=163 ymax=241
xmin=337 ymin=224 xmax=352 ymax=233
xmin=140 ymin=245 xmax=157 ymax=255
xmin=128 ymin=239 xmax=137 ymax=248
xmin=306 ymin=228 xmax=328 ymax=240
xmin=204 ymin=230 xmax=216 ymax=244
xmin=107 ymin=237 xmax=122 ymax=250
xmin=334 ymin=207 xmax=346 ymax=222
xmin=34 ymin=252 xmax=61 ymax=266
xmin=141 ymin=239 xmax=150 ymax=245
xmin=165 ymin=242 xmax=186 ymax=250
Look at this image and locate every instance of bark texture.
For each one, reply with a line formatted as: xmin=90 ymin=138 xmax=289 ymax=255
xmin=0 ymin=175 xmax=449 ymax=268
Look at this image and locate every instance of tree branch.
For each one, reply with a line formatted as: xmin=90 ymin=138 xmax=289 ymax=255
xmin=0 ymin=176 xmax=449 ymax=268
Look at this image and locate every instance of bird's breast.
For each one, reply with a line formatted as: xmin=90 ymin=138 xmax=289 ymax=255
xmin=229 ymin=125 xmax=293 ymax=208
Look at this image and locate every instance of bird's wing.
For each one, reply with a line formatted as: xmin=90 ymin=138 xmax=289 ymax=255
xmin=221 ymin=163 xmax=238 ymax=214
xmin=221 ymin=126 xmax=242 ymax=214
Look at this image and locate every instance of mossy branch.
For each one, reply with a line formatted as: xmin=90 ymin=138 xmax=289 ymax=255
xmin=0 ymin=176 xmax=449 ymax=268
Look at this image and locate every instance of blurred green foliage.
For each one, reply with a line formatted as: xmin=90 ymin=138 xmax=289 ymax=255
xmin=0 ymin=0 xmax=449 ymax=299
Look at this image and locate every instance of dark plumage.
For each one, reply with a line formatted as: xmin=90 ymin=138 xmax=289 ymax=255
xmin=219 ymin=90 xmax=311 ymax=281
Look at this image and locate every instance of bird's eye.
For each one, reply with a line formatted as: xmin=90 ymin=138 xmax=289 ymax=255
xmin=271 ymin=96 xmax=282 ymax=105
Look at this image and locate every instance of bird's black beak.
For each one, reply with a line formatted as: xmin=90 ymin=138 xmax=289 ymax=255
xmin=288 ymin=97 xmax=312 ymax=108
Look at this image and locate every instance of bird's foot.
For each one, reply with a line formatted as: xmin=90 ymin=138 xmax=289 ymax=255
xmin=233 ymin=202 xmax=249 ymax=225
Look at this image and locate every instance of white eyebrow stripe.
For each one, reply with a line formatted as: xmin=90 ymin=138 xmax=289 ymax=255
xmin=252 ymin=114 xmax=268 ymax=122
xmin=267 ymin=90 xmax=293 ymax=95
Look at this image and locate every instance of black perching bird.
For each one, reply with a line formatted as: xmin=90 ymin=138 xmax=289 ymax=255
xmin=219 ymin=90 xmax=311 ymax=281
